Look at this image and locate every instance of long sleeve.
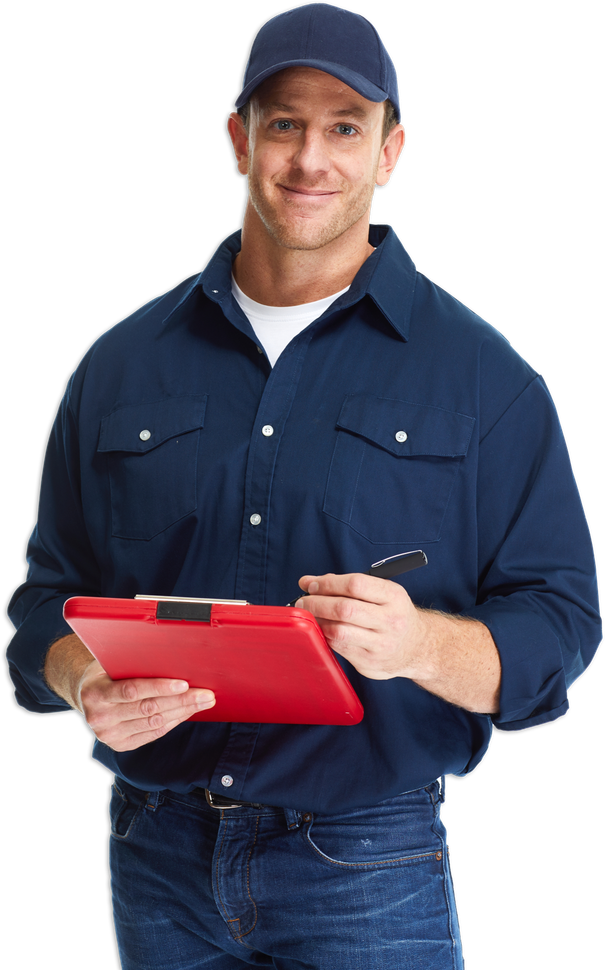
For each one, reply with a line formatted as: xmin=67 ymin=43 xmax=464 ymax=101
xmin=465 ymin=375 xmax=600 ymax=729
xmin=7 ymin=374 xmax=101 ymax=712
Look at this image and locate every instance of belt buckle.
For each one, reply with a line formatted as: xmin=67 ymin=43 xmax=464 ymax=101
xmin=205 ymin=789 xmax=244 ymax=810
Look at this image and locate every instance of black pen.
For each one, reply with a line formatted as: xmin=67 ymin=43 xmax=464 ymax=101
xmin=287 ymin=550 xmax=428 ymax=606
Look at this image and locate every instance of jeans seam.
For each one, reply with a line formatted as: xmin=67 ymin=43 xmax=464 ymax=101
xmin=235 ymin=813 xmax=260 ymax=943
xmin=214 ymin=812 xmax=260 ymax=947
xmin=442 ymin=847 xmax=459 ymax=969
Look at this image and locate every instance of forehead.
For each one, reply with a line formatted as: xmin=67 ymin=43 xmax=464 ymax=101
xmin=251 ymin=66 xmax=384 ymax=121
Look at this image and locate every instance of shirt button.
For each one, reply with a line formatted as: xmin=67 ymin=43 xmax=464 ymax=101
xmin=261 ymin=425 xmax=274 ymax=436
xmin=250 ymin=513 xmax=262 ymax=526
xmin=221 ymin=775 xmax=234 ymax=788
xmin=256 ymin=345 xmax=264 ymax=354
xmin=395 ymin=430 xmax=408 ymax=443
xmin=139 ymin=430 xmax=151 ymax=441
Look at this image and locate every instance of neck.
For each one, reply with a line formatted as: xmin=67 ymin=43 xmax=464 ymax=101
xmin=232 ymin=203 xmax=374 ymax=307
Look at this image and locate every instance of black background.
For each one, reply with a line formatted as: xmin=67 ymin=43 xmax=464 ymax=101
xmin=4 ymin=3 xmax=602 ymax=970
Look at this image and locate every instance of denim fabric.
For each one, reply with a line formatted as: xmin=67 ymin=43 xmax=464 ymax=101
xmin=109 ymin=777 xmax=463 ymax=969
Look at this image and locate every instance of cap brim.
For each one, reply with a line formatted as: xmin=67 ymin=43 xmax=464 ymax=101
xmin=235 ymin=59 xmax=390 ymax=111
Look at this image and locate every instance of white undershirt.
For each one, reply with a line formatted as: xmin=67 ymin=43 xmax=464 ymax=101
xmin=231 ymin=275 xmax=350 ymax=367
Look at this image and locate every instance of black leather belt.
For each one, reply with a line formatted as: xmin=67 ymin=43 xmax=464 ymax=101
xmin=204 ymin=789 xmax=266 ymax=810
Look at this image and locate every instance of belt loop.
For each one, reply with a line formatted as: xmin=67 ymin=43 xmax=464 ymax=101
xmin=145 ymin=791 xmax=164 ymax=812
xmin=438 ymin=775 xmax=446 ymax=804
xmin=284 ymin=807 xmax=303 ymax=830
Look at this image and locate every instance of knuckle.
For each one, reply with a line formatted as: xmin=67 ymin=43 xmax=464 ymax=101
xmin=328 ymin=623 xmax=347 ymax=644
xmin=148 ymin=713 xmax=164 ymax=730
xmin=347 ymin=574 xmax=365 ymax=599
xmin=120 ymin=680 xmax=138 ymax=702
xmin=335 ymin=598 xmax=354 ymax=622
xmin=140 ymin=698 xmax=159 ymax=717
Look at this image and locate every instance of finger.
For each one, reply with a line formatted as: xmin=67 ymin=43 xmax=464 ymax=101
xmin=119 ymin=693 xmax=216 ymax=744
xmin=298 ymin=572 xmax=396 ymax=606
xmin=80 ymin=672 xmax=194 ymax=715
xmin=90 ymin=691 xmax=217 ymax=751
xmin=80 ymin=674 xmax=214 ymax=733
xmin=90 ymin=675 xmax=193 ymax=706
xmin=298 ymin=590 xmax=382 ymax=633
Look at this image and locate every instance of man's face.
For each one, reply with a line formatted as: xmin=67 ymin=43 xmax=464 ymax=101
xmin=234 ymin=67 xmax=397 ymax=251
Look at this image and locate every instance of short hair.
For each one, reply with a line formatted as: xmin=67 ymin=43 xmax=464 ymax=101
xmin=238 ymin=98 xmax=399 ymax=145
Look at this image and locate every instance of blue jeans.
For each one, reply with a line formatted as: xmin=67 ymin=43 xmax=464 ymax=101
xmin=109 ymin=778 xmax=464 ymax=969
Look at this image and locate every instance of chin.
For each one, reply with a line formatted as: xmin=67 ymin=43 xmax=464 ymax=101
xmin=257 ymin=206 xmax=364 ymax=252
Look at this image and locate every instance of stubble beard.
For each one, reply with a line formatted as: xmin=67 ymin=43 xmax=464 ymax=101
xmin=247 ymin=170 xmax=376 ymax=252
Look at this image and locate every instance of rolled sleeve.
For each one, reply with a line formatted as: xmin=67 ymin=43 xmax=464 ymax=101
xmin=7 ymin=594 xmax=74 ymax=712
xmin=465 ymin=600 xmax=569 ymax=729
xmin=467 ymin=375 xmax=601 ymax=729
xmin=7 ymin=375 xmax=101 ymax=712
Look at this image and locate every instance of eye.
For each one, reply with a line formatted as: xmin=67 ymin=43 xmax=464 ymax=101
xmin=335 ymin=124 xmax=357 ymax=136
xmin=273 ymin=119 xmax=294 ymax=131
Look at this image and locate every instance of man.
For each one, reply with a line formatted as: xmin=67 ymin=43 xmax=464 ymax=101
xmin=6 ymin=4 xmax=600 ymax=969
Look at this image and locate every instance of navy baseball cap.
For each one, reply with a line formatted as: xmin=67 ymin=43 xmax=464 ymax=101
xmin=235 ymin=4 xmax=400 ymax=121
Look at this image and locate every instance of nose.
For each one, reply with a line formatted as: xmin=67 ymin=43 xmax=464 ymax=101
xmin=291 ymin=127 xmax=330 ymax=178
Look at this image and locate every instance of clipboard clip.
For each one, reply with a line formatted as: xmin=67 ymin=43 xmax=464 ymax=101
xmin=136 ymin=594 xmax=248 ymax=621
xmin=156 ymin=601 xmax=212 ymax=622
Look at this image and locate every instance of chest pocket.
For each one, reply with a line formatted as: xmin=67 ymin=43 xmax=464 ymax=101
xmin=98 ymin=396 xmax=207 ymax=540
xmin=323 ymin=395 xmax=475 ymax=544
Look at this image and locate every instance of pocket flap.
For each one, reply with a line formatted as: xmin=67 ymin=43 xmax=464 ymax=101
xmin=336 ymin=395 xmax=475 ymax=458
xmin=98 ymin=396 xmax=207 ymax=454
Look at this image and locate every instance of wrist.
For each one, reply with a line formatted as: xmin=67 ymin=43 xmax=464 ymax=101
xmin=44 ymin=634 xmax=98 ymax=712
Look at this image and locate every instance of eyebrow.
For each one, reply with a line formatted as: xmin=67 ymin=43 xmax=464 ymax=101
xmin=259 ymin=101 xmax=371 ymax=121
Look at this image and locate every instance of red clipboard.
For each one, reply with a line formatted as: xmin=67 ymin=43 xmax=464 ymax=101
xmin=63 ymin=596 xmax=364 ymax=725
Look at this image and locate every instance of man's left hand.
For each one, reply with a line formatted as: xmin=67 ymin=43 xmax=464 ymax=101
xmin=296 ymin=572 xmax=501 ymax=714
xmin=296 ymin=572 xmax=429 ymax=681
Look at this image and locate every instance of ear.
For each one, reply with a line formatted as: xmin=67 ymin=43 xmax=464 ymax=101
xmin=228 ymin=112 xmax=250 ymax=176
xmin=376 ymin=124 xmax=405 ymax=187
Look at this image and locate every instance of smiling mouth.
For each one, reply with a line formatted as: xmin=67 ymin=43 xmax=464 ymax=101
xmin=279 ymin=185 xmax=338 ymax=198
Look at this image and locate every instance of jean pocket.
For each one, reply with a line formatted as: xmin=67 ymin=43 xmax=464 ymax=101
xmin=323 ymin=394 xmax=475 ymax=544
xmin=302 ymin=788 xmax=444 ymax=870
xmin=97 ymin=396 xmax=207 ymax=540
xmin=109 ymin=780 xmax=146 ymax=841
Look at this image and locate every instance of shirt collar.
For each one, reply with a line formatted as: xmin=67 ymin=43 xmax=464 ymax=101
xmin=185 ymin=225 xmax=416 ymax=342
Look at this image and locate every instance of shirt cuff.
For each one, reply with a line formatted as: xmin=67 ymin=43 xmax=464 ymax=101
xmin=7 ymin=595 xmax=74 ymax=713
xmin=463 ymin=600 xmax=569 ymax=730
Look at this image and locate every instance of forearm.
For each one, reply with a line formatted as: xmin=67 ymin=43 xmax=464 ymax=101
xmin=297 ymin=572 xmax=502 ymax=715
xmin=44 ymin=634 xmax=97 ymax=712
xmin=410 ymin=609 xmax=501 ymax=715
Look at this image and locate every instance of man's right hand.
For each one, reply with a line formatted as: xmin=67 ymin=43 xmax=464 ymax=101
xmin=44 ymin=633 xmax=216 ymax=751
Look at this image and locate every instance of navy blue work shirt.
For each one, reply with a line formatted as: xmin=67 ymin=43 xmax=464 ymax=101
xmin=7 ymin=226 xmax=601 ymax=813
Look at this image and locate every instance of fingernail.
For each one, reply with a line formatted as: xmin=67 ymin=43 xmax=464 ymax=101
xmin=171 ymin=680 xmax=189 ymax=692
xmin=308 ymin=581 xmax=319 ymax=594
xmin=194 ymin=691 xmax=215 ymax=706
